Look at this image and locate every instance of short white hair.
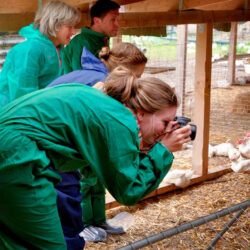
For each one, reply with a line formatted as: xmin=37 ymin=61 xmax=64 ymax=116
xmin=34 ymin=1 xmax=81 ymax=37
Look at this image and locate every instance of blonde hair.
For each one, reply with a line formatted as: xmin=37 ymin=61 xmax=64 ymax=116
xmin=99 ymin=42 xmax=147 ymax=72
xmin=34 ymin=1 xmax=81 ymax=37
xmin=105 ymin=66 xmax=178 ymax=113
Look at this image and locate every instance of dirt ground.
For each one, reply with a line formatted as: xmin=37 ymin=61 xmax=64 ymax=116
xmin=85 ymin=60 xmax=250 ymax=249
xmin=84 ymin=84 xmax=250 ymax=249
xmin=85 ymin=172 xmax=249 ymax=249
xmin=86 ymin=59 xmax=250 ymax=250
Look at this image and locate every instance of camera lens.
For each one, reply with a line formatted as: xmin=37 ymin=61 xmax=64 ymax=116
xmin=190 ymin=124 xmax=197 ymax=140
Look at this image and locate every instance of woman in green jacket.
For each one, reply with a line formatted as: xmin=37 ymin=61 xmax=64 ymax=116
xmin=0 ymin=66 xmax=191 ymax=249
xmin=0 ymin=0 xmax=81 ymax=108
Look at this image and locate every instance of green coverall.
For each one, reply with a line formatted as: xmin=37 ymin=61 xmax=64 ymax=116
xmin=62 ymin=26 xmax=110 ymax=227
xmin=62 ymin=27 xmax=109 ymax=74
xmin=0 ymin=24 xmax=63 ymax=108
xmin=0 ymin=84 xmax=174 ymax=249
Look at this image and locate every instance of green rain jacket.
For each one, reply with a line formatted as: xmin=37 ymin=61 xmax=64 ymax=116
xmin=62 ymin=27 xmax=109 ymax=74
xmin=0 ymin=84 xmax=173 ymax=207
xmin=0 ymin=24 xmax=63 ymax=108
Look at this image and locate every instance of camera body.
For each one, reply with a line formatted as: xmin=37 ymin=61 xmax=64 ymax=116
xmin=174 ymin=116 xmax=197 ymax=141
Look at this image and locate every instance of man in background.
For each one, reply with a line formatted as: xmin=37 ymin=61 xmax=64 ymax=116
xmin=62 ymin=0 xmax=120 ymax=74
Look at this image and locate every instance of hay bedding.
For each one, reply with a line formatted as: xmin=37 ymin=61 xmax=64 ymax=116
xmin=85 ymin=63 xmax=250 ymax=249
xmin=84 ymin=85 xmax=250 ymax=249
xmin=85 ymin=172 xmax=249 ymax=249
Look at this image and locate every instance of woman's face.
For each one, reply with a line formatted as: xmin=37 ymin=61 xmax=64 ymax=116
xmin=137 ymin=106 xmax=177 ymax=145
xmin=54 ymin=24 xmax=76 ymax=46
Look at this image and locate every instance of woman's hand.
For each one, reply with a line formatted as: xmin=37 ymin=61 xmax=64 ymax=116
xmin=160 ymin=124 xmax=192 ymax=152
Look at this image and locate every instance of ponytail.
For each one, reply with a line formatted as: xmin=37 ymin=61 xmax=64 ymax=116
xmin=105 ymin=66 xmax=178 ymax=113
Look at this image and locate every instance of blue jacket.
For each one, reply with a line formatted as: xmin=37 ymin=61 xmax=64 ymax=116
xmin=49 ymin=47 xmax=109 ymax=87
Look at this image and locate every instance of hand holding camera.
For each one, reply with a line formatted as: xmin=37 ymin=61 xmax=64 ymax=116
xmin=174 ymin=116 xmax=197 ymax=141
xmin=160 ymin=116 xmax=197 ymax=152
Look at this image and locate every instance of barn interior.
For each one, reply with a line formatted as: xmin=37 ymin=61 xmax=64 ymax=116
xmin=0 ymin=0 xmax=249 ymax=249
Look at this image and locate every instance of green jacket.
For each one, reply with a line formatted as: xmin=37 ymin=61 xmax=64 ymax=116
xmin=0 ymin=24 xmax=63 ymax=108
xmin=62 ymin=27 xmax=109 ymax=74
xmin=0 ymin=84 xmax=173 ymax=206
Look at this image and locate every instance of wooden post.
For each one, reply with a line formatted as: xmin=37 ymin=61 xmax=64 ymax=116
xmin=176 ymin=24 xmax=188 ymax=116
xmin=192 ymin=23 xmax=213 ymax=176
xmin=112 ymin=35 xmax=122 ymax=48
xmin=227 ymin=22 xmax=237 ymax=85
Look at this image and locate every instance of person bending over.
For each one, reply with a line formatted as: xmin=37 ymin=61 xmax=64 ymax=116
xmin=48 ymin=42 xmax=147 ymax=246
xmin=0 ymin=66 xmax=191 ymax=249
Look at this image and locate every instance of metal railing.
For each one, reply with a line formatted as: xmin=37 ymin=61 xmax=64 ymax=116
xmin=117 ymin=200 xmax=249 ymax=250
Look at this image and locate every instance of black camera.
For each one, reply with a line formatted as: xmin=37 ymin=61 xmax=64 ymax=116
xmin=174 ymin=116 xmax=197 ymax=141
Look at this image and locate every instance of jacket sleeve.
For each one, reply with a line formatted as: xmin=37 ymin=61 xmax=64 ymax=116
xmin=62 ymin=45 xmax=73 ymax=74
xmin=7 ymin=46 xmax=42 ymax=100
xmin=104 ymin=142 xmax=174 ymax=206
xmin=62 ymin=38 xmax=91 ymax=74
xmin=78 ymin=117 xmax=174 ymax=207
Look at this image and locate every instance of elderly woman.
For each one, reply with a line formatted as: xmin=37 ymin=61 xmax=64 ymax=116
xmin=0 ymin=67 xmax=191 ymax=249
xmin=0 ymin=0 xmax=81 ymax=108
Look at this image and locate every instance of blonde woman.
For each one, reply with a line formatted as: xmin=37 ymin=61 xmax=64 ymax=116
xmin=0 ymin=66 xmax=191 ymax=249
xmin=0 ymin=0 xmax=81 ymax=108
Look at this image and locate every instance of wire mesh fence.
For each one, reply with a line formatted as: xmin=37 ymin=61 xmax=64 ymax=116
xmin=120 ymin=22 xmax=250 ymax=172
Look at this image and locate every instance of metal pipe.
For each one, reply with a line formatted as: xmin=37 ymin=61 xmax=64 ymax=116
xmin=117 ymin=200 xmax=249 ymax=250
xmin=207 ymin=208 xmax=244 ymax=250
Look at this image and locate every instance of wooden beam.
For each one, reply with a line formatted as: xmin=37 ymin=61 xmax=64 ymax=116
xmin=0 ymin=13 xmax=35 ymax=32
xmin=182 ymin=0 xmax=245 ymax=11
xmin=0 ymin=13 xmax=89 ymax=32
xmin=213 ymin=53 xmax=250 ymax=63
xmin=119 ymin=10 xmax=250 ymax=27
xmin=117 ymin=0 xmax=146 ymax=5
xmin=192 ymin=23 xmax=213 ymax=176
xmin=106 ymin=166 xmax=232 ymax=209
xmin=112 ymin=35 xmax=122 ymax=48
xmin=71 ymin=0 xmax=145 ymax=12
xmin=176 ymin=24 xmax=188 ymax=116
xmin=227 ymin=22 xmax=238 ymax=85
xmin=1 ymin=9 xmax=250 ymax=32
xmin=0 ymin=1 xmax=38 ymax=14
xmin=124 ymin=0 xmax=178 ymax=12
xmin=0 ymin=0 xmax=145 ymax=13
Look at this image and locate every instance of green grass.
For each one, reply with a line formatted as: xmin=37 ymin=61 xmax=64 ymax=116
xmin=145 ymin=43 xmax=177 ymax=60
xmin=111 ymin=35 xmax=249 ymax=61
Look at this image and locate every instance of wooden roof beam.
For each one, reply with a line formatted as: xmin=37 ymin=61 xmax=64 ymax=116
xmin=63 ymin=0 xmax=145 ymax=12
xmin=0 ymin=0 xmax=145 ymax=14
xmin=182 ymin=0 xmax=247 ymax=11
xmin=0 ymin=13 xmax=89 ymax=32
xmin=119 ymin=9 xmax=250 ymax=27
xmin=1 ymin=9 xmax=250 ymax=32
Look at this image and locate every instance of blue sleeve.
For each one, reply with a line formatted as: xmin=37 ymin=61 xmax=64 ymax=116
xmin=48 ymin=71 xmax=107 ymax=88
